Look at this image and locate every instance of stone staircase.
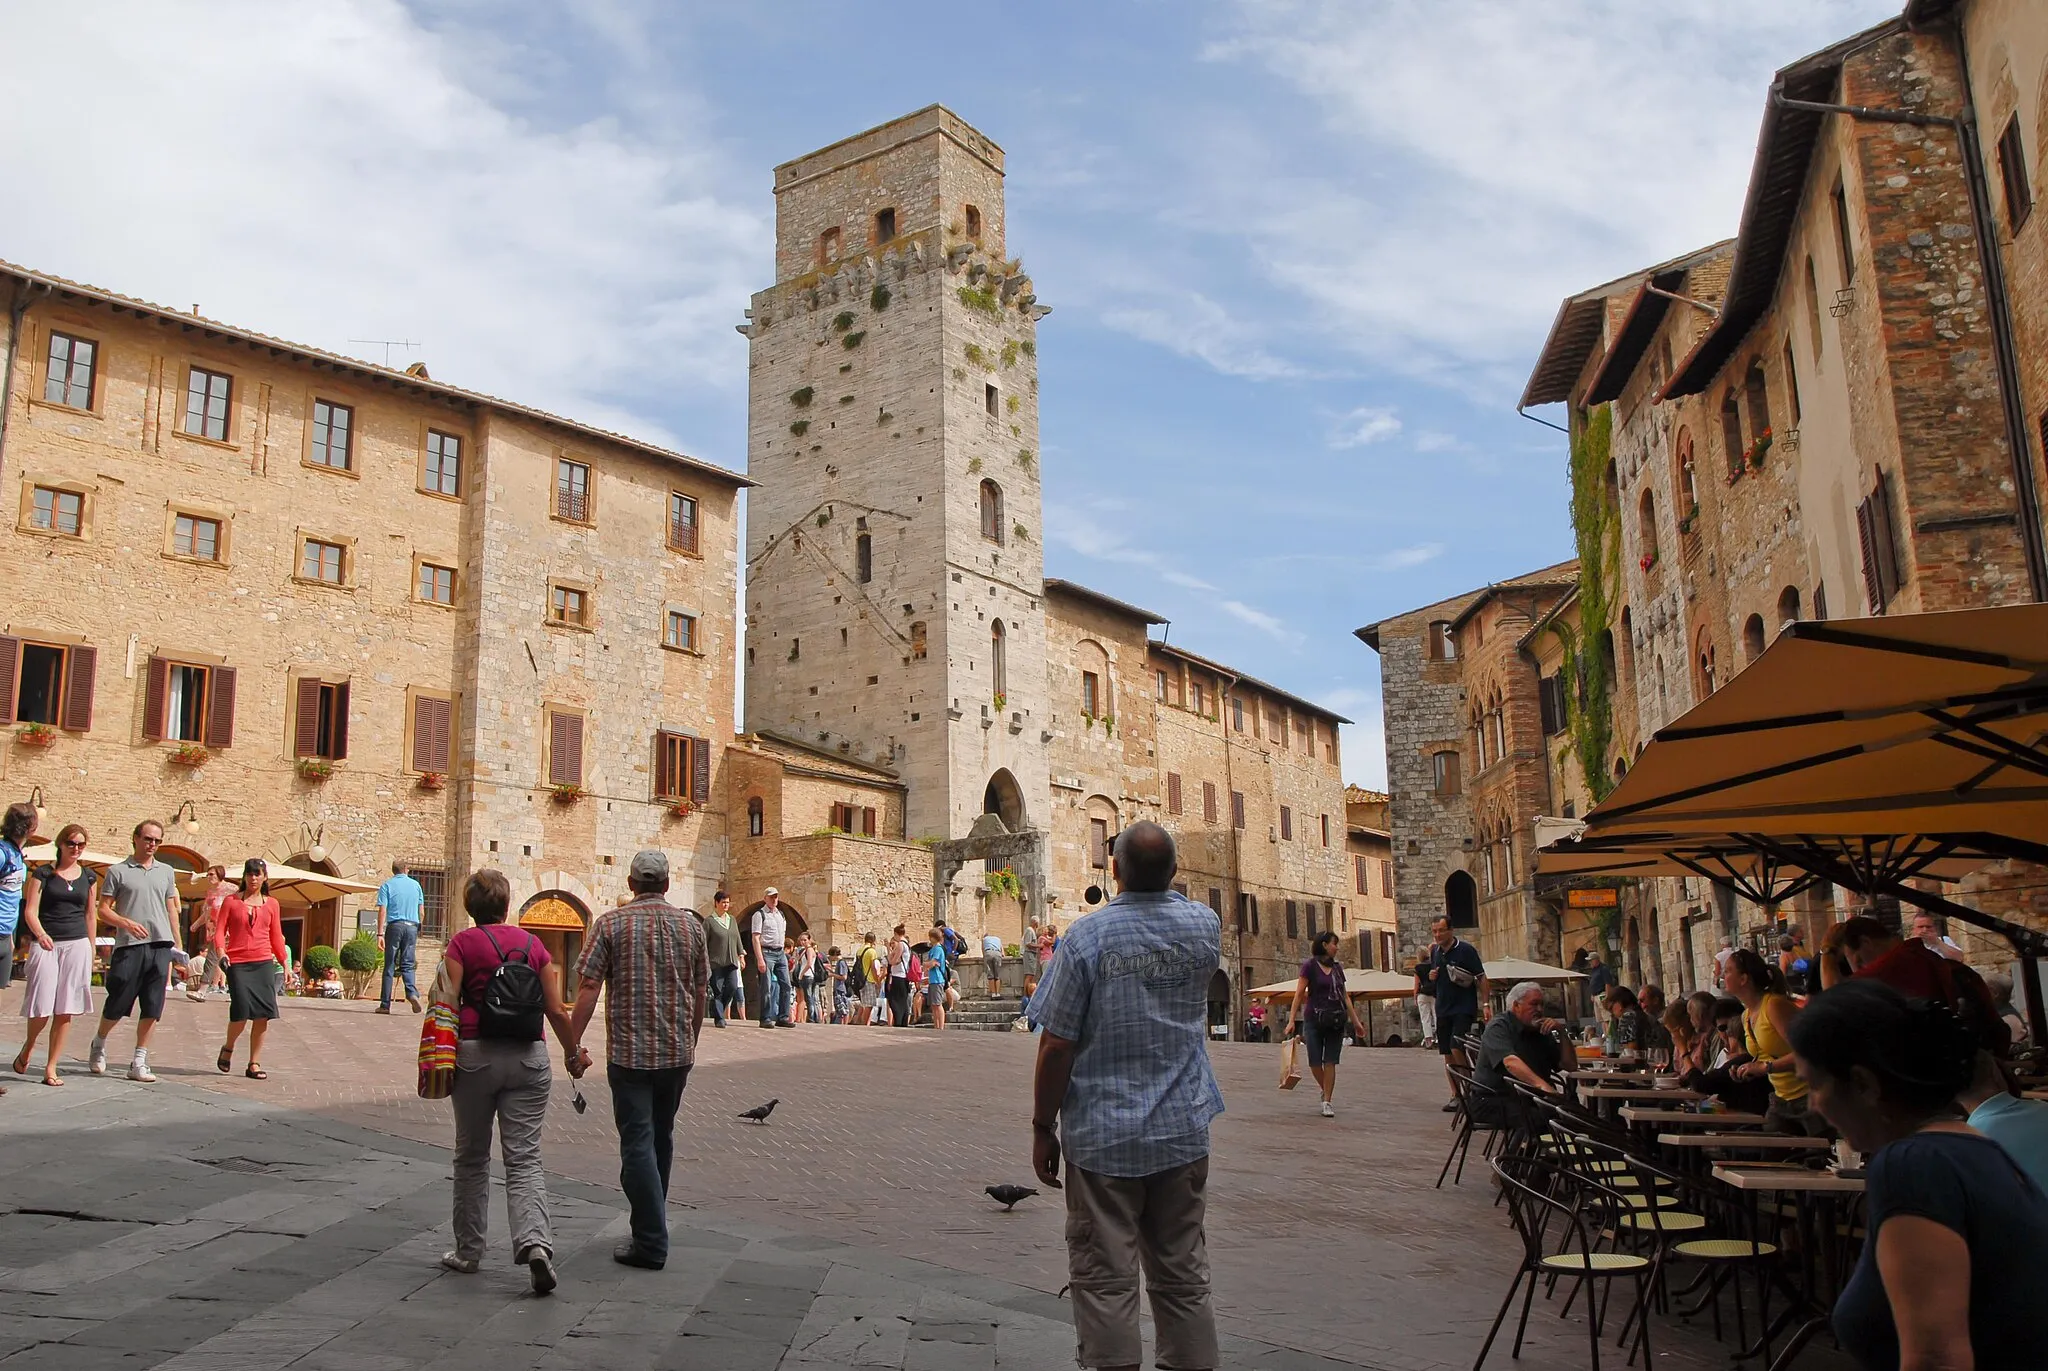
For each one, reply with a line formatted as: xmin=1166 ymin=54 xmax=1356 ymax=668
xmin=923 ymin=994 xmax=1025 ymax=1032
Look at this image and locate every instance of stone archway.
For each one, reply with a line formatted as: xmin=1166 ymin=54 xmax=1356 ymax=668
xmin=520 ymin=890 xmax=592 ymax=998
xmin=1207 ymin=968 xmax=1231 ymax=1038
xmin=1444 ymin=870 xmax=1479 ymax=930
xmin=982 ymin=768 xmax=1027 ymax=833
xmin=933 ymin=815 xmax=1045 ymax=949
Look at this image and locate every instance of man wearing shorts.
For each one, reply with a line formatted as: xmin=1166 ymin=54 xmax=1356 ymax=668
xmin=1426 ymin=915 xmax=1488 ymax=1113
xmin=92 ymin=820 xmax=183 ymax=1082
xmin=856 ymin=931 xmax=883 ymax=1025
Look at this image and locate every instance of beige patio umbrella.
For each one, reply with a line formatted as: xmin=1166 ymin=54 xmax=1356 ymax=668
xmin=1482 ymin=956 xmax=1585 ymax=983
xmin=21 ymin=841 xmax=130 ymax=870
xmin=173 ymin=862 xmax=379 ymax=904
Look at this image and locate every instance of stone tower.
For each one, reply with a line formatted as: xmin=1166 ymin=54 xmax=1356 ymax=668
xmin=742 ymin=107 xmax=1052 ymax=847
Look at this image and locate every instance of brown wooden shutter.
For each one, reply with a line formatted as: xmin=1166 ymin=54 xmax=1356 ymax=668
xmin=1871 ymin=468 xmax=1902 ymax=605
xmin=691 ymin=736 xmax=710 ymax=805
xmin=0 ymin=636 xmax=18 ymax=727
xmin=652 ymin=733 xmax=673 ymax=798
xmin=1856 ymin=495 xmax=1883 ymax=613
xmin=862 ymin=806 xmax=877 ymax=837
xmin=331 ymin=680 xmax=350 ymax=760
xmin=142 ymin=654 xmax=168 ymax=740
xmin=61 ymin=644 xmax=95 ymax=732
xmin=293 ymin=678 xmax=322 ymax=757
xmin=548 ymin=711 xmax=582 ymax=786
xmin=1167 ymin=773 xmax=1182 ymax=814
xmin=206 ymin=666 xmax=237 ymax=748
xmin=413 ymin=696 xmax=452 ymax=773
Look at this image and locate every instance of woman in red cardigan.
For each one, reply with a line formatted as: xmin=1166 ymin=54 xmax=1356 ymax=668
xmin=213 ymin=858 xmax=288 ymax=1079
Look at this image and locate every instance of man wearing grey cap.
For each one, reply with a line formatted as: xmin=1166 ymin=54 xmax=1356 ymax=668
xmin=569 ymin=850 xmax=709 ymax=1270
xmin=751 ymin=887 xmax=793 ymax=1029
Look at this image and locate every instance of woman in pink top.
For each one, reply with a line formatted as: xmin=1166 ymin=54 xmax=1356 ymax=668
xmin=213 ymin=858 xmax=288 ymax=1079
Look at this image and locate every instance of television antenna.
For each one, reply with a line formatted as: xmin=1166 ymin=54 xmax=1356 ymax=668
xmin=348 ymin=337 xmax=420 ymax=367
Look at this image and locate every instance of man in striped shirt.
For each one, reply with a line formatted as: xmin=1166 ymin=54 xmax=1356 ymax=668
xmin=570 ymin=851 xmax=708 ymax=1270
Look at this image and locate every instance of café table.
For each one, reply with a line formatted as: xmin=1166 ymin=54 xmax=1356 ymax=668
xmin=1579 ymin=1085 xmax=1705 ymax=1102
xmin=1657 ymin=1133 xmax=1831 ymax=1152
xmin=1619 ymin=1106 xmax=1768 ymax=1127
xmin=1713 ymin=1164 xmax=1865 ymax=1370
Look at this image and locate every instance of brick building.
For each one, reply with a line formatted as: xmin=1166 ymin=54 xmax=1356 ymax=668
xmin=1522 ymin=2 xmax=2048 ymax=991
xmin=0 ymin=261 xmax=747 ymax=979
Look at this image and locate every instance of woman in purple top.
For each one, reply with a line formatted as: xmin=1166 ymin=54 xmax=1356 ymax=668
xmin=430 ymin=869 xmax=579 ymax=1295
xmin=1285 ymin=932 xmax=1368 ymax=1118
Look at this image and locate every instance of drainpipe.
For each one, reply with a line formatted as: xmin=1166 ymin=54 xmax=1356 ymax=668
xmin=0 ymin=280 xmax=38 ymax=484
xmin=1774 ymin=67 xmax=2048 ymax=602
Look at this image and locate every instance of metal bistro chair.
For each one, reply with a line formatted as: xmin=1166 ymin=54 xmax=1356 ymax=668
xmin=1476 ymin=1155 xmax=1654 ymax=1371
xmin=1441 ymin=1066 xmax=1516 ymax=1187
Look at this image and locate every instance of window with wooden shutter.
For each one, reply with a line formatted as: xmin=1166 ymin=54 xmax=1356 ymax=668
xmin=142 ymin=655 xmax=168 ymax=740
xmin=1204 ymin=781 xmax=1217 ymax=824
xmin=692 ymin=735 xmax=710 ymax=806
xmin=1279 ymin=806 xmax=1292 ymax=841
xmin=1381 ymin=861 xmax=1394 ymax=898
xmin=1285 ymin=900 xmax=1299 ymax=939
xmin=293 ymin=678 xmax=348 ymax=759
xmin=60 ymin=644 xmax=95 ymax=732
xmin=861 ymin=807 xmax=877 ymax=838
xmin=1089 ymin=818 xmax=1110 ymax=868
xmin=1857 ymin=469 xmax=1904 ymax=614
xmin=1231 ymin=790 xmax=1246 ymax=829
xmin=1355 ymin=854 xmax=1368 ymax=894
xmin=205 ymin=666 xmax=236 ymax=748
xmin=546 ymin=709 xmax=583 ymax=787
xmin=0 ymin=637 xmax=17 ymax=726
xmin=411 ymin=694 xmax=453 ymax=774
xmin=1166 ymin=772 xmax=1182 ymax=815
xmin=654 ymin=730 xmax=703 ymax=803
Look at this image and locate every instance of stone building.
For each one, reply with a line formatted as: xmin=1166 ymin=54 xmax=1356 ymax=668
xmin=1522 ymin=2 xmax=2048 ymax=991
xmin=0 ymin=260 xmax=747 ymax=978
xmin=1343 ymin=786 xmax=1399 ymax=971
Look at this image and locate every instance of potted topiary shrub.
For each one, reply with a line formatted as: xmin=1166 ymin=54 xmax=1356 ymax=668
xmin=304 ymin=945 xmax=340 ymax=979
xmin=338 ymin=931 xmax=383 ymax=1000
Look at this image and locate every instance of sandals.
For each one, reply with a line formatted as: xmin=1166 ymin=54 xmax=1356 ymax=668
xmin=217 ymin=1046 xmax=233 ymax=1074
xmin=245 ymin=1066 xmax=268 ymax=1080
xmin=11 ymin=1047 xmax=30 ymax=1076
xmin=42 ymin=1074 xmax=63 ymax=1087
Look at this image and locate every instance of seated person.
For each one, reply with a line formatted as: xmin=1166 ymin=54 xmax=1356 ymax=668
xmin=1838 ymin=916 xmax=2010 ymax=1058
xmin=1684 ymin=997 xmax=1773 ymax=1115
xmin=1959 ymin=1050 xmax=2048 ymax=1191
xmin=1602 ymin=985 xmax=1657 ymax=1053
xmin=1471 ymin=981 xmax=1578 ymax=1125
xmin=318 ymin=965 xmax=344 ymax=999
xmin=1983 ymin=969 xmax=2031 ymax=1050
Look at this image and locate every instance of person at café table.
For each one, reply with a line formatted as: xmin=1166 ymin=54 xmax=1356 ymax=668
xmin=1790 ymin=980 xmax=2048 ymax=1371
xmin=1469 ymin=982 xmax=1577 ymax=1126
xmin=1835 ymin=917 xmax=2011 ymax=1059
xmin=1600 ymin=985 xmax=1656 ymax=1052
xmin=1688 ymin=997 xmax=1773 ymax=1115
xmin=1724 ymin=949 xmax=1829 ymax=1135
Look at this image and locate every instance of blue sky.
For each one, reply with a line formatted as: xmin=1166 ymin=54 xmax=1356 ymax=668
xmin=4 ymin=0 xmax=1901 ymax=786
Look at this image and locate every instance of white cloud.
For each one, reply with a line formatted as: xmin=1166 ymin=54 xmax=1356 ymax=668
xmin=1047 ymin=503 xmax=1218 ymax=593
xmin=1097 ymin=290 xmax=1305 ymax=380
xmin=1218 ymin=599 xmax=1299 ymax=643
xmin=1413 ymin=430 xmax=1464 ymax=453
xmin=1330 ymin=405 xmax=1402 ymax=448
xmin=0 ymin=0 xmax=762 ymax=458
xmin=1373 ymin=543 xmax=1444 ymax=571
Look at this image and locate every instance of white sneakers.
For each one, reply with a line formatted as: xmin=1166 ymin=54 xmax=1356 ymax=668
xmin=88 ymin=1040 xmax=107 ymax=1076
xmin=127 ymin=1053 xmax=155 ymax=1083
xmin=1320 ymin=1100 xmax=1335 ymax=1118
xmin=85 ymin=1041 xmax=154 ymax=1081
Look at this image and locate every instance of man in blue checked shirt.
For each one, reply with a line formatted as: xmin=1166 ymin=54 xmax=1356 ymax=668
xmin=1030 ymin=821 xmax=1223 ymax=1371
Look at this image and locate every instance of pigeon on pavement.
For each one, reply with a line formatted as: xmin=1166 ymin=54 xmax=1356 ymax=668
xmin=738 ymin=1099 xmax=780 ymax=1124
xmin=986 ymin=1184 xmax=1039 ymax=1210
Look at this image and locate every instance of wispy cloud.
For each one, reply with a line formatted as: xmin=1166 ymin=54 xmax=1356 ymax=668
xmin=1219 ymin=599 xmax=1300 ymax=643
xmin=1330 ymin=405 xmax=1402 ymax=448
xmin=1374 ymin=543 xmax=1444 ymax=571
xmin=1414 ymin=430 xmax=1464 ymax=453
xmin=1097 ymin=290 xmax=1306 ymax=380
xmin=1047 ymin=503 xmax=1218 ymax=593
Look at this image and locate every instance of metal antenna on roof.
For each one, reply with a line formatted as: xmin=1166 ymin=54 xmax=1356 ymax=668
xmin=348 ymin=338 xmax=419 ymax=367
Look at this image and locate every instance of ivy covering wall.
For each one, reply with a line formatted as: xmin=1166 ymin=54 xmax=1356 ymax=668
xmin=1565 ymin=403 xmax=1619 ymax=806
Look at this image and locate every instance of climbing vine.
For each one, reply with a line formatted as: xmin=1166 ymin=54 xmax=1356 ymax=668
xmin=1563 ymin=403 xmax=1620 ymax=805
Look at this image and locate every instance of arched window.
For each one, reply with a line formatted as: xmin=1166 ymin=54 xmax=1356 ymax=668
xmin=1637 ymin=488 xmax=1658 ymax=567
xmin=1776 ymin=585 xmax=1801 ymax=629
xmin=817 ymin=226 xmax=842 ymax=266
xmin=979 ymin=480 xmax=1003 ymax=544
xmin=1743 ymin=614 xmax=1766 ymax=662
xmin=1695 ymin=627 xmax=1718 ymax=698
xmin=1674 ymin=426 xmax=1698 ymax=525
xmin=1490 ymin=697 xmax=1506 ymax=762
xmin=1721 ymin=389 xmax=1745 ymax=478
xmin=1744 ymin=361 xmax=1771 ymax=453
xmin=747 ymin=796 xmax=764 ymax=837
xmin=1783 ymin=340 xmax=1802 ymax=424
xmin=964 ymin=204 xmax=982 ymax=240
xmin=990 ymin=619 xmax=1006 ymax=698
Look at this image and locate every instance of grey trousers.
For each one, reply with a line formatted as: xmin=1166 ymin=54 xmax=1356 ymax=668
xmin=451 ymin=1038 xmax=553 ymax=1264
xmin=1063 ymin=1158 xmax=1219 ymax=1370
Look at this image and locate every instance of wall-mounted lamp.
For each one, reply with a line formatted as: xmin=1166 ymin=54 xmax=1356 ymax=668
xmin=25 ymin=787 xmax=49 ymax=837
xmin=170 ymin=800 xmax=200 ymax=836
xmin=297 ymin=821 xmax=328 ymax=866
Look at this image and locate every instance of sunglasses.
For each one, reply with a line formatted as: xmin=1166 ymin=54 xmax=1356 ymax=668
xmin=62 ymin=838 xmax=87 ymax=847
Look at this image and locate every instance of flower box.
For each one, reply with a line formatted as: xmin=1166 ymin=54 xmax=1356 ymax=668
xmin=1638 ymin=552 xmax=1659 ymax=573
xmin=168 ymin=744 xmax=210 ymax=767
xmin=992 ymin=692 xmax=1007 ymax=711
xmin=550 ymin=784 xmax=585 ymax=804
xmin=417 ymin=771 xmax=446 ymax=792
xmin=296 ymin=758 xmax=335 ymax=781
xmin=16 ymin=723 xmax=58 ymax=747
xmin=663 ymin=798 xmax=694 ymax=820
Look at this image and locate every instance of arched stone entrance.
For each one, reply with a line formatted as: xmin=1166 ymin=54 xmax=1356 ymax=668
xmin=1444 ymin=870 xmax=1479 ymax=929
xmin=738 ymin=899 xmax=806 ymax=1021
xmin=983 ymin=769 xmax=1027 ymax=833
xmin=1207 ymin=968 xmax=1231 ymax=1039
xmin=519 ymin=890 xmax=591 ymax=998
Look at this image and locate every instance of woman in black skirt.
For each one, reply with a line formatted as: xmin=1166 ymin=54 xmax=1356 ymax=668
xmin=213 ymin=859 xmax=287 ymax=1079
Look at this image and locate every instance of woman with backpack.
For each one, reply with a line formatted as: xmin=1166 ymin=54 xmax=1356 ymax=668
xmin=213 ymin=859 xmax=289 ymax=1080
xmin=433 ymin=869 xmax=581 ymax=1295
xmin=887 ymin=924 xmax=914 ymax=1029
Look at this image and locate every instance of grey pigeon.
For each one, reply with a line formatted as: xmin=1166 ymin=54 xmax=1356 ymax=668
xmin=738 ymin=1099 xmax=779 ymax=1123
xmin=986 ymin=1184 xmax=1038 ymax=1210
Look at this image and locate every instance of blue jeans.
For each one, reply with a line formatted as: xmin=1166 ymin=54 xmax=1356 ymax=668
xmin=759 ymin=949 xmax=791 ymax=1025
xmin=607 ymin=1062 xmax=689 ymax=1263
xmin=709 ymin=965 xmax=743 ymax=1026
xmin=380 ymin=921 xmax=419 ymax=1008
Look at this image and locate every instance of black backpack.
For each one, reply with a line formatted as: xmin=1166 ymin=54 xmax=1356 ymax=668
xmin=475 ymin=926 xmax=546 ymax=1041
xmin=847 ymin=953 xmax=867 ymax=994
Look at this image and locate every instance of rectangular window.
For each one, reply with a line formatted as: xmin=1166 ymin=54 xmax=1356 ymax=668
xmin=184 ymin=367 xmax=232 ymax=441
xmin=309 ymin=400 xmax=353 ymax=470
xmin=1231 ymin=697 xmax=1245 ymax=733
xmin=855 ymin=532 xmax=872 ymax=583
xmin=654 ymin=730 xmax=707 ymax=803
xmin=300 ymin=539 xmax=346 ymax=584
xmin=1355 ymin=854 xmax=1369 ymax=895
xmin=423 ymin=430 xmax=462 ymax=496
xmin=1381 ymin=861 xmax=1394 ymax=898
xmin=0 ymin=638 xmax=96 ymax=732
xmin=549 ymin=584 xmax=588 ymax=627
xmin=410 ymin=693 xmax=453 ymax=773
xmin=545 ymin=708 xmax=584 ymax=787
xmin=1090 ymin=817 xmax=1111 ymax=868
xmin=292 ymin=677 xmax=350 ymax=761
xmin=1279 ymin=806 xmax=1293 ymax=840
xmin=1203 ymin=781 xmax=1218 ymax=824
xmin=664 ymin=610 xmax=697 ymax=651
xmin=1191 ymin=682 xmax=1206 ymax=715
xmin=1231 ymin=790 xmax=1246 ymax=829
xmin=1081 ymin=671 xmax=1100 ymax=716
xmin=143 ymin=656 xmax=235 ymax=747
xmin=1998 ymin=114 xmax=2033 ymax=233
xmin=1856 ymin=468 xmax=1904 ymax=614
xmin=1538 ymin=675 xmax=1566 ymax=736
xmin=173 ymin=514 xmax=221 ymax=561
xmin=1156 ymin=669 xmax=1169 ymax=701
xmin=43 ymin=332 xmax=96 ymax=409
xmin=1832 ymin=179 xmax=1855 ymax=281
xmin=1167 ymin=772 xmax=1182 ymax=815
xmin=555 ymin=459 xmax=591 ymax=522
xmin=417 ymin=563 xmax=456 ymax=605
xmin=408 ymin=863 xmax=450 ymax=940
xmin=1428 ymin=620 xmax=1457 ymax=660
xmin=1285 ymin=900 xmax=1299 ymax=939
xmin=1208 ymin=887 xmax=1222 ymax=917
xmin=1433 ymin=750 xmax=1461 ymax=797
xmin=1320 ymin=813 xmax=1331 ymax=848
xmin=668 ymin=491 xmax=699 ymax=553
xmin=910 ymin=621 xmax=927 ymax=660
xmin=31 ymin=486 xmax=83 ymax=536
xmin=985 ymin=383 xmax=999 ymax=417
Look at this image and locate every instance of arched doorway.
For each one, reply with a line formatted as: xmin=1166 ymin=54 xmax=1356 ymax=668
xmin=1207 ymin=968 xmax=1231 ymax=1039
xmin=983 ymin=769 xmax=1026 ymax=833
xmin=284 ymin=852 xmax=343 ymax=970
xmin=519 ymin=890 xmax=591 ymax=999
xmin=1444 ymin=870 xmax=1479 ymax=930
xmin=738 ymin=899 xmax=807 ymax=1021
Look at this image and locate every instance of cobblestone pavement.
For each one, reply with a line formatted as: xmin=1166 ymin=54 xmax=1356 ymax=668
xmin=0 ymin=992 xmax=1853 ymax=1370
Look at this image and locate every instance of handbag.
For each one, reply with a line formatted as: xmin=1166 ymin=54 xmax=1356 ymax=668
xmin=418 ymin=1003 xmax=459 ymax=1100
xmin=1278 ymin=1036 xmax=1304 ymax=1090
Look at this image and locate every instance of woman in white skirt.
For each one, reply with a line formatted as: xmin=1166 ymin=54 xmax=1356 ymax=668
xmin=13 ymin=824 xmax=98 ymax=1086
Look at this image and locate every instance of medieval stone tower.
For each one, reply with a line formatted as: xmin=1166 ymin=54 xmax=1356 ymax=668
xmin=742 ymin=107 xmax=1052 ymax=847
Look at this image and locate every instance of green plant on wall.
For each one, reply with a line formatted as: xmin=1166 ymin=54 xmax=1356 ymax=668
xmin=1560 ymin=402 xmax=1620 ymax=805
xmin=789 ymin=420 xmax=809 ymax=436
xmin=963 ymin=343 xmax=987 ymax=368
xmin=790 ymin=386 xmax=814 ymax=407
xmin=958 ymin=285 xmax=1000 ymax=318
xmin=967 ymin=456 xmax=983 ymax=473
xmin=1019 ymin=339 xmax=1035 ymax=358
xmin=842 ymin=330 xmax=866 ymax=349
xmin=1000 ymin=339 xmax=1019 ymax=368
xmin=952 ymin=366 xmax=968 ymax=381
xmin=1006 ymin=393 xmax=1020 ymax=414
xmin=1012 ymin=522 xmax=1030 ymax=542
xmin=984 ymin=866 xmax=1024 ymax=900
xmin=833 ymin=310 xmax=856 ymax=332
xmin=1016 ymin=449 xmax=1034 ymax=469
xmin=870 ymin=285 xmax=891 ymax=311
xmin=816 ymin=510 xmax=832 ymax=528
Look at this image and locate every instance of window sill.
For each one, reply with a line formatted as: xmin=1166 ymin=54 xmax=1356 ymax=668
xmin=666 ymin=541 xmax=703 ymax=559
xmin=291 ymin=575 xmax=355 ymax=593
xmin=171 ymin=429 xmax=240 ymax=452
xmin=659 ymin=642 xmax=704 ymax=657
xmin=412 ymin=596 xmax=459 ymax=611
xmin=544 ymin=618 xmax=595 ymax=634
xmin=28 ymin=398 xmax=104 ymax=421
xmin=301 ymin=459 xmax=360 ymax=481
xmin=415 ymin=486 xmax=464 ymax=504
xmin=16 ymin=524 xmax=88 ymax=543
xmin=550 ymin=512 xmax=595 ymax=529
xmin=161 ymin=551 xmax=229 ymax=570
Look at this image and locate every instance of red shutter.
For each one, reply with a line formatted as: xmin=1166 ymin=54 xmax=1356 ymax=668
xmin=293 ymin=678 xmax=322 ymax=757
xmin=692 ymin=737 xmax=711 ymax=805
xmin=862 ymin=806 xmax=877 ymax=837
xmin=0 ymin=636 xmax=18 ymax=726
xmin=549 ymin=712 xmax=583 ymax=786
xmin=206 ymin=666 xmax=237 ymax=748
xmin=61 ymin=644 xmax=95 ymax=732
xmin=332 ymin=680 xmax=350 ymax=760
xmin=142 ymin=655 xmax=168 ymax=740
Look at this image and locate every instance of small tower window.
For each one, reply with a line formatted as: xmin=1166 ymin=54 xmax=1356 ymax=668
xmin=990 ymin=619 xmax=1007 ymax=697
xmin=979 ymin=480 xmax=1004 ymax=544
xmin=985 ymin=383 xmax=999 ymax=417
xmin=818 ymin=226 xmax=842 ymax=266
xmin=873 ymin=207 xmax=896 ymax=245
xmin=910 ymin=621 xmax=927 ymax=660
xmin=856 ymin=533 xmax=872 ymax=583
xmin=964 ymin=204 xmax=982 ymax=240
xmin=747 ymin=796 xmax=764 ymax=837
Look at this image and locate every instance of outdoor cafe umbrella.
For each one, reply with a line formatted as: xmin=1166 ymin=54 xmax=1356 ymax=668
xmin=22 ymin=841 xmax=131 ymax=871
xmin=173 ymin=862 xmax=379 ymax=905
xmin=1247 ymin=970 xmax=1417 ymax=1000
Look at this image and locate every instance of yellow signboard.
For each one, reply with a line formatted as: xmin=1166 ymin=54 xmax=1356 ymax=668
xmin=520 ymin=896 xmax=586 ymax=930
xmin=1567 ymin=888 xmax=1620 ymax=908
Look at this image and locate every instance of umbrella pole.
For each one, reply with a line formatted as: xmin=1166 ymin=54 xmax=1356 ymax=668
xmin=2020 ymin=954 xmax=2048 ymax=1054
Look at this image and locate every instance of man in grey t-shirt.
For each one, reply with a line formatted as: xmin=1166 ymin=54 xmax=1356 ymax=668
xmin=93 ymin=820 xmax=184 ymax=1082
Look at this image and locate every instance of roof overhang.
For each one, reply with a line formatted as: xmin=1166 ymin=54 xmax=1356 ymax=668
xmin=1519 ymin=242 xmax=1735 ymax=410
xmin=1147 ymin=640 xmax=1352 ymax=725
xmin=1043 ymin=578 xmax=1167 ymax=625
xmin=1580 ymin=271 xmax=1684 ymax=405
